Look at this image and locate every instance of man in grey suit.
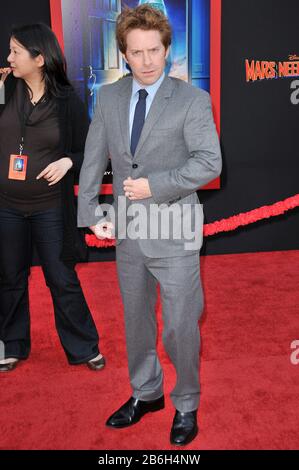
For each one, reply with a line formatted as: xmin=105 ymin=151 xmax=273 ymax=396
xmin=78 ymin=5 xmax=221 ymax=446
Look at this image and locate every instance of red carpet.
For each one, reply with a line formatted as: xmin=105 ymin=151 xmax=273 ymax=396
xmin=1 ymin=250 xmax=299 ymax=450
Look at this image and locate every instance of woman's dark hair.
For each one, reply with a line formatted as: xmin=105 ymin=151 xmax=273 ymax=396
xmin=11 ymin=23 xmax=72 ymax=97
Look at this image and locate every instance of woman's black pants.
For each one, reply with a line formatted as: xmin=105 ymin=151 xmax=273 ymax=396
xmin=0 ymin=206 xmax=100 ymax=364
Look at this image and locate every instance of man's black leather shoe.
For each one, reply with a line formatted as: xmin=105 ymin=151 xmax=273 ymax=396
xmin=170 ymin=410 xmax=198 ymax=446
xmin=106 ymin=395 xmax=165 ymax=428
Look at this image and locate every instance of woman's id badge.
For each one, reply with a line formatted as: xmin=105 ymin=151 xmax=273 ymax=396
xmin=8 ymin=154 xmax=28 ymax=181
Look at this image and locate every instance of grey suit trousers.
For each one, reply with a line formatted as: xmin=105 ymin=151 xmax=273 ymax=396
xmin=116 ymin=238 xmax=204 ymax=413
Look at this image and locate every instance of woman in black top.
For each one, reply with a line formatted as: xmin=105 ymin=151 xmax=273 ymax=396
xmin=0 ymin=24 xmax=105 ymax=372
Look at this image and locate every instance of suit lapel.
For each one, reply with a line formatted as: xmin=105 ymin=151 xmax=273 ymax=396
xmin=117 ymin=75 xmax=175 ymax=159
xmin=118 ymin=77 xmax=133 ymax=157
xmin=133 ymin=75 xmax=174 ymax=159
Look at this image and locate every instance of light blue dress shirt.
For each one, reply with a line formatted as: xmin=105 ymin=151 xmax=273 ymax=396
xmin=129 ymin=72 xmax=165 ymax=138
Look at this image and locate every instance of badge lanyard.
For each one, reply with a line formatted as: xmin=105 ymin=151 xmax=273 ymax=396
xmin=18 ymin=90 xmax=31 ymax=155
xmin=8 ymin=91 xmax=30 ymax=181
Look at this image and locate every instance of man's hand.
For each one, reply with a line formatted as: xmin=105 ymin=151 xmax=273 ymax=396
xmin=123 ymin=177 xmax=152 ymax=200
xmin=90 ymin=222 xmax=114 ymax=240
xmin=36 ymin=157 xmax=73 ymax=185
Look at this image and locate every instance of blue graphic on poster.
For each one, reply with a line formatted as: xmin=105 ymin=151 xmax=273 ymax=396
xmin=60 ymin=0 xmax=210 ymax=187
xmin=60 ymin=0 xmax=210 ymax=118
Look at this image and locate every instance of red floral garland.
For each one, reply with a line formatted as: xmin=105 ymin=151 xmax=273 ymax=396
xmin=85 ymin=193 xmax=299 ymax=248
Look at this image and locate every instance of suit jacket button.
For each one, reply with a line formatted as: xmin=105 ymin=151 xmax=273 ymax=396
xmin=132 ymin=164 xmax=138 ymax=169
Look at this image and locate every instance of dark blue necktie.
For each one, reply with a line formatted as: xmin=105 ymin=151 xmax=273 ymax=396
xmin=130 ymin=89 xmax=148 ymax=156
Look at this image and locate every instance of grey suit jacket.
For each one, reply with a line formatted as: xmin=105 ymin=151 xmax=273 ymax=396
xmin=78 ymin=74 xmax=222 ymax=257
